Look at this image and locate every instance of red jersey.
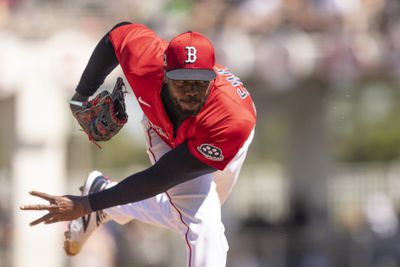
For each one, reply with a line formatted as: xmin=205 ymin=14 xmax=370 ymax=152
xmin=109 ymin=24 xmax=256 ymax=170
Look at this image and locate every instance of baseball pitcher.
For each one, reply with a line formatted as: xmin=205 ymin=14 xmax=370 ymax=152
xmin=21 ymin=22 xmax=256 ymax=267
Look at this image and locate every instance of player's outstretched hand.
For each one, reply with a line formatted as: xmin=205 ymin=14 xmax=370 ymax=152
xmin=20 ymin=191 xmax=88 ymax=226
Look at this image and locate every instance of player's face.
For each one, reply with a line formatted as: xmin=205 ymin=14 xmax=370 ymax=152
xmin=166 ymin=79 xmax=212 ymax=116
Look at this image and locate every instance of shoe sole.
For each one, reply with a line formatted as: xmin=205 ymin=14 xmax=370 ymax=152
xmin=64 ymin=238 xmax=81 ymax=256
xmin=64 ymin=170 xmax=104 ymax=256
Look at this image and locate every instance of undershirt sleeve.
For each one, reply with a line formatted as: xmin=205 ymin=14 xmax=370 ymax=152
xmin=75 ymin=22 xmax=132 ymax=97
xmin=88 ymin=142 xmax=217 ymax=211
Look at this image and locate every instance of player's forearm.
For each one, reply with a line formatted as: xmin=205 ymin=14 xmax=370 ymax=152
xmin=87 ymin=167 xmax=174 ymax=211
xmin=87 ymin=142 xmax=216 ymax=211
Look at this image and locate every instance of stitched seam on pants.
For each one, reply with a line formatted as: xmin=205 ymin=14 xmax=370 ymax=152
xmin=166 ymin=192 xmax=193 ymax=267
xmin=146 ymin=128 xmax=193 ymax=267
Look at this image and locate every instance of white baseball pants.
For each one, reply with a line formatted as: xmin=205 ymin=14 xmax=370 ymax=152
xmin=104 ymin=116 xmax=254 ymax=267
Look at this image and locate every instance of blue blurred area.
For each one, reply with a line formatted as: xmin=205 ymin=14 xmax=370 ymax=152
xmin=1 ymin=0 xmax=400 ymax=266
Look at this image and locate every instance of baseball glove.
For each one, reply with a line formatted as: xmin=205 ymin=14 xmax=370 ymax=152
xmin=71 ymin=77 xmax=128 ymax=144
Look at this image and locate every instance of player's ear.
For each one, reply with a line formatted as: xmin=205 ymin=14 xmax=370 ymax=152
xmin=162 ymin=53 xmax=168 ymax=70
xmin=162 ymin=53 xmax=169 ymax=83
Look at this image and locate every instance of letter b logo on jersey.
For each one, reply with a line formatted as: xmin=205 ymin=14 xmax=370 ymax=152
xmin=185 ymin=46 xmax=197 ymax=63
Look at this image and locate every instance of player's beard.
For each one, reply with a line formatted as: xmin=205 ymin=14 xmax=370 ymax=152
xmin=162 ymin=84 xmax=207 ymax=118
xmin=171 ymin=96 xmax=205 ymax=117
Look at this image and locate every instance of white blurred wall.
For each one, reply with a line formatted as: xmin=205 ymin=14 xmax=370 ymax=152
xmin=0 ymin=30 xmax=94 ymax=267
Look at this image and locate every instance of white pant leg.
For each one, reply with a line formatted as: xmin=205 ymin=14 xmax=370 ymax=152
xmin=104 ymin=116 xmax=253 ymax=267
xmin=104 ymin=122 xmax=179 ymax=229
xmin=213 ymin=127 xmax=254 ymax=205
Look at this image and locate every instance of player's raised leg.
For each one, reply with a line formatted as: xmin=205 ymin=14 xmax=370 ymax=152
xmin=64 ymin=170 xmax=112 ymax=256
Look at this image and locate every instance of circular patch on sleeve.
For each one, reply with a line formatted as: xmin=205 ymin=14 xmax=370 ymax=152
xmin=197 ymin=144 xmax=224 ymax=161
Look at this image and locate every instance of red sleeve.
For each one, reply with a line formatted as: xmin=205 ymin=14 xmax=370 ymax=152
xmin=108 ymin=24 xmax=167 ymax=76
xmin=187 ymin=119 xmax=254 ymax=171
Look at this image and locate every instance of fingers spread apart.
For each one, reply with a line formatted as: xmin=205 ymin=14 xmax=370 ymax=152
xmin=19 ymin=191 xmax=58 ymax=211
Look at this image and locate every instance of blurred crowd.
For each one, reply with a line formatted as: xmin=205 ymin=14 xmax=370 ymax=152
xmin=190 ymin=0 xmax=400 ymax=91
xmin=0 ymin=0 xmax=400 ymax=91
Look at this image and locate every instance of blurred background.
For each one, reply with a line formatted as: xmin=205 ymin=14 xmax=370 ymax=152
xmin=1 ymin=0 xmax=400 ymax=266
